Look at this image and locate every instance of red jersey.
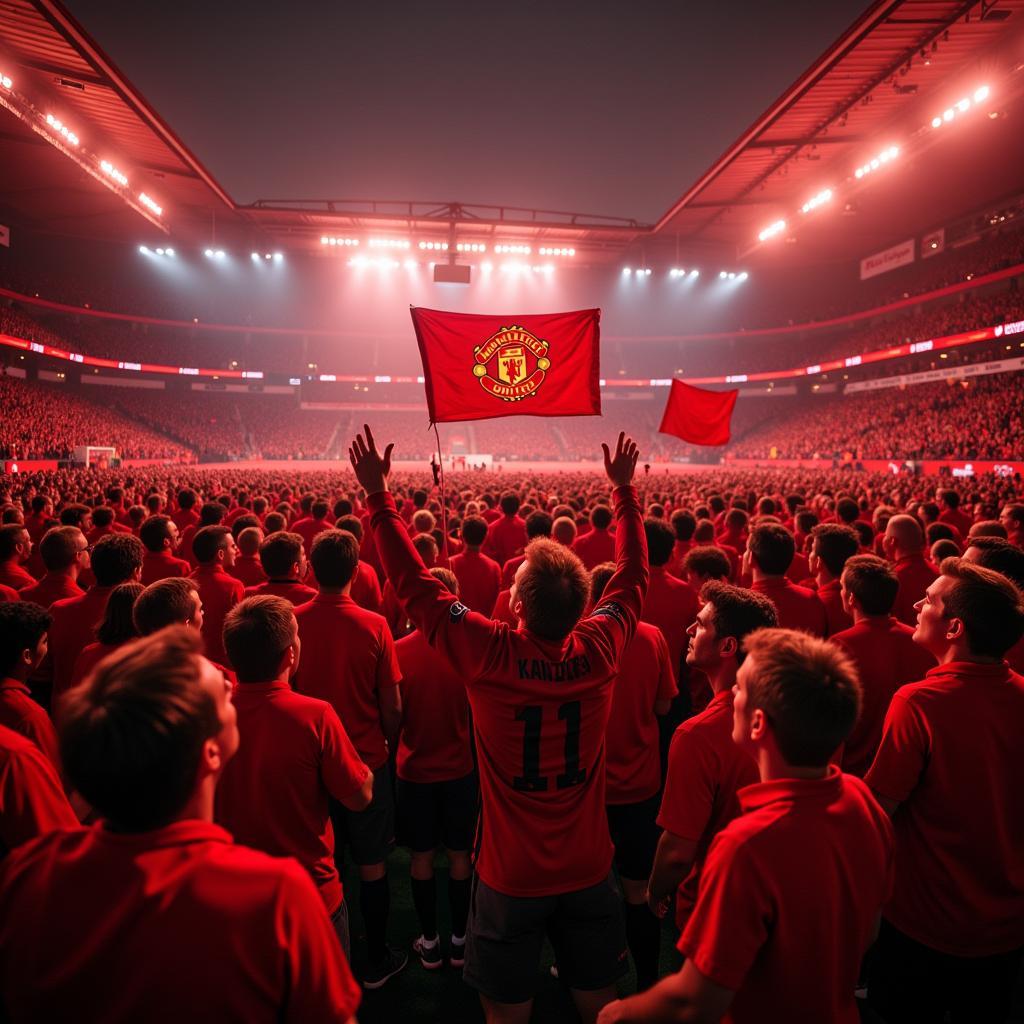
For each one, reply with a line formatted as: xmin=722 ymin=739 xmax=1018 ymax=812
xmin=829 ymin=616 xmax=935 ymax=777
xmin=865 ymin=661 xmax=1024 ymax=955
xmin=641 ymin=567 xmax=698 ymax=683
xmin=451 ymin=550 xmax=502 ymax=616
xmin=658 ymin=689 xmax=759 ymax=929
xmin=483 ymin=515 xmax=528 ymax=567
xmin=294 ymin=594 xmax=402 ymax=769
xmin=294 ymin=517 xmax=332 ymax=554
xmin=0 ymin=678 xmax=60 ymax=771
xmin=349 ymin=560 xmax=383 ymax=615
xmin=140 ymin=549 xmax=191 ymax=587
xmin=750 ymin=576 xmax=828 ymax=637
xmin=70 ymin=641 xmax=122 ymax=690
xmin=0 ymin=725 xmax=77 ymax=856
xmin=190 ymin=564 xmax=244 ymax=666
xmin=395 ymin=630 xmax=475 ymax=784
xmin=573 ymin=528 xmax=616 ymax=570
xmin=17 ymin=572 xmax=83 ymax=609
xmin=817 ymin=578 xmax=853 ymax=636
xmin=368 ymin=484 xmax=648 ymax=898
xmin=246 ymin=578 xmax=318 ymax=607
xmin=938 ymin=507 xmax=973 ymax=538
xmin=891 ymin=553 xmax=938 ymax=628
xmin=216 ymin=681 xmax=370 ymax=915
xmin=605 ymin=621 xmax=675 ymax=804
xmin=491 ymin=588 xmax=517 ymax=626
xmin=228 ymin=553 xmax=267 ymax=588
xmin=49 ymin=586 xmax=115 ymax=703
xmin=171 ymin=507 xmax=199 ymax=532
xmin=0 ymin=561 xmax=35 ymax=591
xmin=0 ymin=820 xmax=361 ymax=1022
xmin=785 ymin=551 xmax=811 ymax=585
xmin=500 ymin=554 xmax=526 ymax=589
xmin=679 ymin=770 xmax=893 ymax=1024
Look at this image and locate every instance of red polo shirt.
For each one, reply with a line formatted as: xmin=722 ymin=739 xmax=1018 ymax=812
xmin=171 ymin=508 xmax=199 ymax=532
xmin=395 ymin=630 xmax=475 ymax=784
xmin=17 ymin=572 xmax=83 ymax=609
xmin=750 ymin=576 xmax=828 ymax=637
xmin=658 ymin=689 xmax=759 ymax=929
xmin=0 ymin=678 xmax=60 ymax=771
xmin=451 ymin=550 xmax=502 ymax=616
xmin=817 ymin=578 xmax=853 ymax=636
xmin=891 ymin=553 xmax=938 ymax=628
xmin=865 ymin=661 xmax=1024 ymax=955
xmin=679 ymin=769 xmax=893 ymax=1024
xmin=491 ymin=588 xmax=517 ymax=626
xmin=216 ymin=681 xmax=370 ymax=915
xmin=349 ymin=561 xmax=383 ymax=615
xmin=190 ymin=564 xmax=244 ymax=666
xmin=0 ymin=725 xmax=77 ymax=855
xmin=49 ymin=586 xmax=115 ymax=703
xmin=829 ymin=616 xmax=935 ymax=777
xmin=605 ymin=621 xmax=676 ymax=804
xmin=573 ymin=528 xmax=616 ymax=570
xmin=0 ymin=820 xmax=361 ymax=1022
xmin=641 ymin=567 xmax=698 ymax=684
xmin=369 ymin=484 xmax=648 ymax=898
xmin=0 ymin=560 xmax=35 ymax=591
xmin=294 ymin=594 xmax=401 ymax=769
xmin=483 ymin=514 xmax=527 ymax=567
xmin=140 ymin=549 xmax=191 ymax=587
xmin=228 ymin=554 xmax=267 ymax=589
xmin=245 ymin=578 xmax=318 ymax=606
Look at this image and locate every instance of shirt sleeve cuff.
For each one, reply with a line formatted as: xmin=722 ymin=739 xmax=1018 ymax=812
xmin=366 ymin=491 xmax=397 ymax=513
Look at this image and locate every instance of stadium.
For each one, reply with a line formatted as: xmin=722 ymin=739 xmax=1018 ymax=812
xmin=1 ymin=1 xmax=1023 ymax=1021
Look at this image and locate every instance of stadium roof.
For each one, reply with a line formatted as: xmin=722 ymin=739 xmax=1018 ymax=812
xmin=1 ymin=0 xmax=1023 ymax=263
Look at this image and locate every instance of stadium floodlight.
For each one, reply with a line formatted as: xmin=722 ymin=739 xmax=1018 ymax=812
xmin=738 ymin=271 xmax=748 ymax=281
xmin=758 ymin=219 xmax=787 ymax=242
xmin=45 ymin=114 xmax=79 ymax=147
xmin=931 ymin=87 xmax=989 ymax=130
xmin=719 ymin=270 xmax=728 ymax=279
xmin=931 ymin=116 xmax=943 ymax=128
xmin=480 ymin=261 xmax=493 ymax=272
xmin=165 ymin=248 xmax=175 ymax=257
xmin=974 ymin=85 xmax=990 ymax=103
xmin=322 ymin=236 xmax=359 ymax=247
xmin=99 ymin=160 xmax=129 ymax=187
xmin=418 ymin=241 xmax=449 ymax=251
xmin=368 ymin=238 xmax=410 ymax=249
xmin=403 ymin=258 xmax=418 ymax=269
xmin=251 ymin=252 xmax=260 ymax=261
xmin=537 ymin=247 xmax=575 ymax=257
xmin=0 ymin=72 xmax=12 ymax=90
xmin=138 ymin=192 xmax=163 ymax=217
xmin=690 ymin=269 xmax=699 ymax=278
xmin=273 ymin=252 xmax=283 ymax=261
xmin=139 ymin=245 xmax=149 ymax=254
xmin=622 ymin=267 xmax=631 ymax=276
xmin=800 ymin=188 xmax=833 ymax=214
xmin=853 ymin=145 xmax=898 ymax=179
xmin=156 ymin=248 xmax=165 ymax=256
xmin=494 ymin=244 xmax=532 ymax=255
xmin=456 ymin=242 xmax=487 ymax=253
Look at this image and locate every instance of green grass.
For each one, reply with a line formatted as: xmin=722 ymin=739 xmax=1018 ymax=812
xmin=342 ymin=849 xmax=683 ymax=1023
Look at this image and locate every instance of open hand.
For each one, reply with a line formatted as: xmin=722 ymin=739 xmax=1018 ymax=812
xmin=601 ymin=432 xmax=640 ymax=488
xmin=348 ymin=424 xmax=395 ymax=494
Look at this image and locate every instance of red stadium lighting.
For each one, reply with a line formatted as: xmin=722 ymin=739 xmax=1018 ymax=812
xmin=44 ymin=113 xmax=79 ymax=147
xmin=138 ymin=192 xmax=163 ymax=217
xmin=322 ymin=236 xmax=359 ymax=247
xmin=99 ymin=160 xmax=129 ymax=187
xmin=494 ymin=244 xmax=531 ymax=255
xmin=456 ymin=242 xmax=487 ymax=253
xmin=418 ymin=241 xmax=449 ymax=251
xmin=622 ymin=267 xmax=632 ymax=276
xmin=0 ymin=72 xmax=12 ymax=90
xmin=854 ymin=146 xmax=898 ymax=179
xmin=758 ymin=219 xmax=786 ymax=242
xmin=537 ymin=247 xmax=575 ymax=257
xmin=800 ymin=188 xmax=833 ymax=214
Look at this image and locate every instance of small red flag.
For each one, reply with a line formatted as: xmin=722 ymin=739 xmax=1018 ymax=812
xmin=659 ymin=379 xmax=738 ymax=446
xmin=411 ymin=307 xmax=601 ymax=423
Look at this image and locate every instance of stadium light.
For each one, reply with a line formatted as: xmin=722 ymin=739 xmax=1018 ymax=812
xmin=758 ymin=219 xmax=786 ymax=242
xmin=480 ymin=261 xmax=493 ymax=272
xmin=204 ymin=249 xmax=226 ymax=260
xmin=251 ymin=252 xmax=260 ymax=261
xmin=273 ymin=252 xmax=283 ymax=262
xmin=321 ymin=236 xmax=359 ymax=247
xmin=738 ymin=271 xmax=748 ymax=281
xmin=719 ymin=270 xmax=728 ymax=279
xmin=494 ymin=244 xmax=532 ymax=255
xmin=854 ymin=146 xmax=898 ymax=179
xmin=418 ymin=241 xmax=449 ymax=251
xmin=669 ymin=268 xmax=684 ymax=278
xmin=800 ymin=188 xmax=833 ymax=214
xmin=368 ymin=238 xmax=410 ymax=249
xmin=165 ymin=248 xmax=175 ymax=257
xmin=622 ymin=267 xmax=631 ymax=276
xmin=99 ymin=160 xmax=129 ymax=187
xmin=537 ymin=247 xmax=575 ymax=257
xmin=930 ymin=87 xmax=990 ymax=130
xmin=44 ymin=114 xmax=79 ymax=147
xmin=138 ymin=192 xmax=163 ymax=217
xmin=689 ymin=269 xmax=699 ymax=278
xmin=0 ymin=72 xmax=12 ymax=90
xmin=456 ymin=242 xmax=487 ymax=253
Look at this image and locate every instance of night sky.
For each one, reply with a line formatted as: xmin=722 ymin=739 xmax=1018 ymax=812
xmin=63 ymin=0 xmax=872 ymax=223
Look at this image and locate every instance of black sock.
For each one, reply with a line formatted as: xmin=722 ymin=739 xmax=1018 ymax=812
xmin=360 ymin=876 xmax=391 ymax=964
xmin=410 ymin=876 xmax=438 ymax=940
xmin=448 ymin=875 xmax=471 ymax=939
xmin=624 ymin=901 xmax=661 ymax=991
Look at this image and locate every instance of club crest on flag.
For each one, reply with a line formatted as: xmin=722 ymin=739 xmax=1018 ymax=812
xmin=472 ymin=326 xmax=552 ymax=403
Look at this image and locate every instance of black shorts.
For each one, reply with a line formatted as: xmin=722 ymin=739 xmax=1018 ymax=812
xmin=463 ymin=872 xmax=628 ymax=1004
xmin=330 ymin=761 xmax=395 ymax=866
xmin=607 ymin=794 xmax=661 ymax=880
xmin=396 ymin=771 xmax=478 ymax=853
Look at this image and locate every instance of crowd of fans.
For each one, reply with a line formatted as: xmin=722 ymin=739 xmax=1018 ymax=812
xmin=0 ymin=436 xmax=1022 ymax=1022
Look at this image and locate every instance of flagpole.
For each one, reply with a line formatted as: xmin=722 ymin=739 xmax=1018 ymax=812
xmin=431 ymin=420 xmax=450 ymax=567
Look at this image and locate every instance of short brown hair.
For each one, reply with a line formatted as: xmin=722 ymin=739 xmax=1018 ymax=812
xmin=684 ymin=546 xmax=731 ymax=582
xmin=259 ymin=531 xmax=304 ymax=577
xmin=842 ymin=554 xmax=898 ymax=616
xmin=461 ymin=515 xmax=488 ymax=547
xmin=748 ymin=523 xmax=796 ymax=576
xmin=430 ymin=567 xmax=459 ymax=596
xmin=742 ymin=628 xmax=861 ymax=767
xmin=39 ymin=525 xmax=83 ymax=571
xmin=59 ymin=627 xmax=218 ymax=831
xmin=223 ymin=596 xmax=296 ymax=683
xmin=939 ymin=557 xmax=1024 ymax=657
xmin=811 ymin=524 xmax=860 ymax=577
xmin=192 ymin=525 xmax=231 ymax=565
xmin=133 ymin=577 xmax=199 ymax=636
xmin=701 ymin=581 xmax=778 ymax=664
xmin=516 ymin=538 xmax=590 ymax=641
xmin=309 ymin=529 xmax=359 ymax=588
xmin=237 ymin=526 xmax=263 ymax=556
xmin=589 ymin=562 xmax=616 ymax=604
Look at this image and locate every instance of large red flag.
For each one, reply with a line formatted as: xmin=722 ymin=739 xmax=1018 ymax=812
xmin=411 ymin=307 xmax=601 ymax=423
xmin=659 ymin=379 xmax=738 ymax=446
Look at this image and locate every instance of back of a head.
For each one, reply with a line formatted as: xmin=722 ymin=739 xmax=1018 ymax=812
xmin=931 ymin=539 xmax=960 ymax=564
xmin=644 ymin=518 xmax=675 ymax=568
xmin=59 ymin=503 xmax=90 ymax=528
xmin=552 ymin=516 xmax=577 ymax=547
xmin=964 ymin=536 xmax=1024 ymax=589
xmin=969 ymin=520 xmax=1007 ymax=539
xmin=336 ymin=514 xmax=363 ymax=542
xmin=412 ymin=533 xmax=439 ymax=568
xmin=724 ymin=508 xmax=748 ymax=532
xmin=39 ymin=526 xmax=82 ymax=572
xmin=91 ymin=506 xmax=114 ymax=529
xmin=177 ymin=488 xmax=196 ymax=511
xmin=517 ymin=538 xmax=589 ymax=641
xmin=231 ymin=514 xmax=261 ymax=540
xmin=96 ymin=582 xmax=145 ymax=645
xmin=461 ymin=515 xmax=488 ymax=547
xmin=701 ymin=581 xmax=778 ymax=663
xmin=310 ymin=529 xmax=359 ymax=589
xmin=223 ymin=595 xmax=296 ymax=683
xmin=835 ymin=497 xmax=859 ymax=525
xmin=748 ymin=523 xmax=796 ymax=576
xmin=139 ymin=515 xmax=174 ymax=554
xmin=430 ymin=566 xmax=459 ymax=596
xmin=525 ymin=510 xmax=553 ymax=539
xmin=199 ymin=502 xmax=226 ymax=527
xmin=134 ymin=577 xmax=199 ymax=636
xmin=312 ymin=499 xmax=330 ymax=521
xmin=589 ymin=561 xmax=616 ymax=604
xmin=938 ymin=488 xmax=959 ymax=510
xmin=812 ymin=523 xmax=860 ymax=577
xmin=0 ymin=601 xmax=51 ymax=677
xmin=412 ymin=509 xmax=436 ymax=535
xmin=692 ymin=520 xmax=716 ymax=545
xmin=794 ymin=510 xmax=819 ymax=536
xmin=590 ymin=505 xmax=613 ymax=531
xmin=0 ymin=523 xmax=27 ymax=561
xmin=939 ymin=556 xmax=1024 ymax=658
xmin=842 ymin=554 xmax=899 ymax=616
xmin=192 ymin=525 xmax=230 ymax=566
xmin=742 ymin=627 xmax=861 ymax=767
xmin=886 ymin=514 xmax=924 ymax=553
xmin=671 ymin=509 xmax=696 ymax=542
xmin=926 ymin=522 xmax=955 ymax=546
xmin=59 ymin=627 xmax=218 ymax=832
xmin=684 ymin=545 xmax=731 ymax=582
xmin=500 ymin=492 xmax=520 ymax=517
xmin=91 ymin=533 xmax=144 ymax=587
xmin=263 ymin=511 xmax=287 ymax=534
xmin=237 ymin=526 xmax=263 ymax=557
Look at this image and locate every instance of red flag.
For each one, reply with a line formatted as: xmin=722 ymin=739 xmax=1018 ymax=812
xmin=411 ymin=307 xmax=601 ymax=423
xmin=659 ymin=379 xmax=738 ymax=446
